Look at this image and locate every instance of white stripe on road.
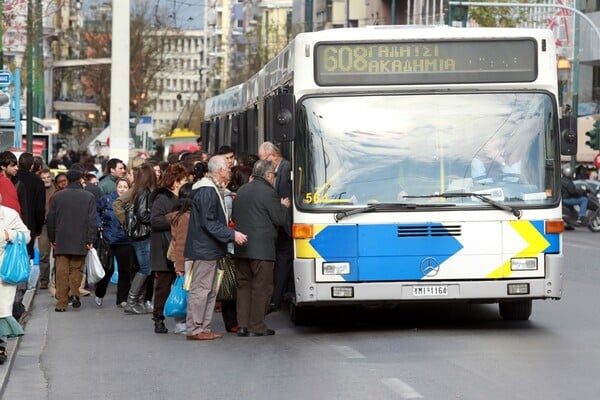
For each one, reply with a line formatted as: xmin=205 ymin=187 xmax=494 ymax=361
xmin=381 ymin=378 xmax=424 ymax=399
xmin=330 ymin=345 xmax=365 ymax=359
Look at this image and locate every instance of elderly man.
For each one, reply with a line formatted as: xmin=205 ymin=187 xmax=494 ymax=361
xmin=184 ymin=155 xmax=247 ymax=340
xmin=47 ymin=168 xmax=97 ymax=312
xmin=258 ymin=141 xmax=292 ymax=312
xmin=233 ymin=159 xmax=290 ymax=337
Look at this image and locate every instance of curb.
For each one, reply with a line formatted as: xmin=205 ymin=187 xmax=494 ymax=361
xmin=0 ymin=287 xmax=37 ymax=397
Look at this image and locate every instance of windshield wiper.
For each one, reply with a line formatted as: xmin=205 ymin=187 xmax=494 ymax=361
xmin=405 ymin=192 xmax=522 ymax=218
xmin=333 ymin=203 xmax=454 ymax=222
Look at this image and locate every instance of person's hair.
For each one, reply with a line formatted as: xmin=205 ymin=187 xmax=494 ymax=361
xmin=161 ymin=163 xmax=189 ymax=189
xmin=208 ymin=155 xmax=228 ymax=174
xmin=259 ymin=141 xmax=281 ymax=158
xmin=18 ymin=152 xmax=34 ymax=172
xmin=128 ymin=155 xmax=146 ymax=170
xmin=105 ymin=158 xmax=123 ymax=175
xmin=217 ymin=145 xmax=235 ymax=155
xmin=0 ymin=151 xmax=18 ymax=168
xmin=252 ymin=159 xmax=273 ymax=179
xmin=115 ymin=177 xmax=131 ymax=189
xmin=171 ymin=182 xmax=194 ymax=225
xmin=84 ymin=173 xmax=98 ymax=182
xmin=237 ymin=153 xmax=259 ymax=168
xmin=131 ymin=163 xmax=157 ymax=201
xmin=228 ymin=165 xmax=252 ymax=192
xmin=32 ymin=156 xmax=45 ymax=173
xmin=40 ymin=167 xmax=51 ymax=176
xmin=192 ymin=162 xmax=208 ymax=181
xmin=55 ymin=172 xmax=67 ymax=182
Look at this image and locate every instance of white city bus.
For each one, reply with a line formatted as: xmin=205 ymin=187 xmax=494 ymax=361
xmin=203 ymin=26 xmax=573 ymax=323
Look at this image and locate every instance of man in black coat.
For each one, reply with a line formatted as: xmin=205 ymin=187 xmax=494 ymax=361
xmin=15 ymin=152 xmax=46 ymax=258
xmin=233 ymin=159 xmax=290 ymax=336
xmin=47 ymin=169 xmax=97 ymax=311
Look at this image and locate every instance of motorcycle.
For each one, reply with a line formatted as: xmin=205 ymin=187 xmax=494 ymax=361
xmin=563 ymin=182 xmax=600 ymax=232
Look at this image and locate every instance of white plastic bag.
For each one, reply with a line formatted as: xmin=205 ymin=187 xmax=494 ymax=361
xmin=86 ymin=248 xmax=105 ymax=285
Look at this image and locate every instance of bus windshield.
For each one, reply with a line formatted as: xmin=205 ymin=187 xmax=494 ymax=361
xmin=296 ymin=92 xmax=557 ymax=210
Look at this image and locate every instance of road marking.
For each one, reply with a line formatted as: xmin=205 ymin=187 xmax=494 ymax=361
xmin=381 ymin=378 xmax=424 ymax=399
xmin=330 ymin=345 xmax=365 ymax=359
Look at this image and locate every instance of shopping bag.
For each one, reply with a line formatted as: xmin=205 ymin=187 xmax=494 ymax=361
xmin=0 ymin=232 xmax=30 ymax=285
xmin=96 ymin=234 xmax=112 ymax=270
xmin=217 ymin=255 xmax=238 ymax=301
xmin=163 ymin=276 xmax=188 ymax=318
xmin=85 ymin=248 xmax=106 ymax=285
xmin=110 ymin=259 xmax=119 ymax=284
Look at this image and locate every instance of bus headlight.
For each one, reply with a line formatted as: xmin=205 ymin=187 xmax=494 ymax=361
xmin=322 ymin=262 xmax=350 ymax=275
xmin=511 ymin=258 xmax=538 ymax=271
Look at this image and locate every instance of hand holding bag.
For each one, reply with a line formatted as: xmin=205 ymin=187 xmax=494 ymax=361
xmin=164 ymin=276 xmax=188 ymax=318
xmin=85 ymin=248 xmax=106 ymax=285
xmin=0 ymin=231 xmax=30 ymax=285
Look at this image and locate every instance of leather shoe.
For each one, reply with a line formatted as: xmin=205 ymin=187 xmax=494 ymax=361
xmin=249 ymin=329 xmax=275 ymax=337
xmin=54 ymin=308 xmax=66 ymax=312
xmin=237 ymin=327 xmax=248 ymax=337
xmin=70 ymin=296 xmax=81 ymax=308
xmin=186 ymin=331 xmax=224 ymax=340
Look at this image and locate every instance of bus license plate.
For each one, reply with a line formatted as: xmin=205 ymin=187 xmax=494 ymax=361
xmin=413 ymin=285 xmax=448 ymax=297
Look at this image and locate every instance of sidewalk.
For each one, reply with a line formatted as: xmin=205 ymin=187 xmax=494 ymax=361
xmin=0 ymin=287 xmax=37 ymax=396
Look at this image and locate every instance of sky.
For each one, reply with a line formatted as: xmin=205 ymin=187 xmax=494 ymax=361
xmin=84 ymin=0 xmax=205 ymax=30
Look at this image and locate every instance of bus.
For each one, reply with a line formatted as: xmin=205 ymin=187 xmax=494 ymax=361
xmin=153 ymin=128 xmax=199 ymax=161
xmin=203 ymin=26 xmax=574 ymax=323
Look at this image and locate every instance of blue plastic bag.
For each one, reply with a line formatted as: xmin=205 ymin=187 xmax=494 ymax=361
xmin=0 ymin=232 xmax=30 ymax=285
xmin=110 ymin=259 xmax=119 ymax=284
xmin=163 ymin=276 xmax=188 ymax=318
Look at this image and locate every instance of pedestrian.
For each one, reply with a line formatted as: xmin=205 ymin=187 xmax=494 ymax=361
xmin=15 ymin=152 xmax=46 ymax=258
xmin=122 ymin=164 xmax=156 ymax=314
xmin=150 ymin=163 xmax=189 ymax=334
xmin=0 ymin=196 xmax=31 ymax=365
xmin=94 ymin=177 xmax=136 ymax=307
xmin=184 ymin=155 xmax=247 ymax=340
xmin=98 ymin=158 xmax=126 ymax=195
xmin=258 ymin=142 xmax=292 ymax=312
xmin=220 ymin=165 xmax=252 ymax=333
xmin=0 ymin=151 xmax=21 ymax=215
xmin=37 ymin=168 xmax=55 ymax=290
xmin=166 ymin=182 xmax=194 ymax=335
xmin=46 ymin=168 xmax=97 ymax=312
xmin=232 ymin=160 xmax=290 ymax=337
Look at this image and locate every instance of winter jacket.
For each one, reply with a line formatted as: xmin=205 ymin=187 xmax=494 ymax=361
xmin=97 ymin=192 xmax=129 ymax=245
xmin=232 ymin=176 xmax=289 ymax=261
xmin=166 ymin=210 xmax=190 ymax=273
xmin=150 ymin=187 xmax=177 ymax=272
xmin=184 ymin=176 xmax=234 ymax=261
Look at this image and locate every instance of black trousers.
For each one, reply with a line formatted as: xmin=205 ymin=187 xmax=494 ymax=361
xmin=94 ymin=244 xmax=136 ymax=305
xmin=271 ymin=233 xmax=294 ymax=307
xmin=153 ymin=271 xmax=175 ymax=321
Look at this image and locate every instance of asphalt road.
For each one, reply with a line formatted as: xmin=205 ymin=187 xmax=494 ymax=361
xmin=3 ymin=228 xmax=599 ymax=400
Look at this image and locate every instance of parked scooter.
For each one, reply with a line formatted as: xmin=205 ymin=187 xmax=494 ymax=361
xmin=562 ymin=183 xmax=600 ymax=232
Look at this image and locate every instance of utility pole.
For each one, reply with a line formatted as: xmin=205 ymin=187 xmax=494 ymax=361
xmin=110 ymin=0 xmax=130 ymax=162
xmin=26 ymin=0 xmax=33 ymax=152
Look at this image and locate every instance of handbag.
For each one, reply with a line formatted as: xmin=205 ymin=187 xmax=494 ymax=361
xmin=0 ymin=231 xmax=30 ymax=285
xmin=164 ymin=276 xmax=188 ymax=318
xmin=85 ymin=248 xmax=106 ymax=285
xmin=96 ymin=233 xmax=112 ymax=271
xmin=217 ymin=254 xmax=238 ymax=301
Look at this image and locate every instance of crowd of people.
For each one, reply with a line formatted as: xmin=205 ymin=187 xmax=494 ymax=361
xmin=0 ymin=141 xmax=293 ymax=365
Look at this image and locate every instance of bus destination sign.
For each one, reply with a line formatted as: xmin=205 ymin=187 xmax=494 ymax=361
xmin=314 ymin=39 xmax=537 ymax=86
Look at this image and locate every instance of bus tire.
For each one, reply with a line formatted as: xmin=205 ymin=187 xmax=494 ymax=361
xmin=499 ymin=299 xmax=532 ymax=321
xmin=289 ymin=302 xmax=312 ymax=326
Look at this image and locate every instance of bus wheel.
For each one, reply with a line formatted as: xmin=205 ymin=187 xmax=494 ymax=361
xmin=499 ymin=299 xmax=532 ymax=321
xmin=289 ymin=302 xmax=312 ymax=326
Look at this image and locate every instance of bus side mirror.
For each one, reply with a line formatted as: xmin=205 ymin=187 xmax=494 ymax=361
xmin=267 ymin=93 xmax=295 ymax=142
xmin=560 ymin=115 xmax=577 ymax=156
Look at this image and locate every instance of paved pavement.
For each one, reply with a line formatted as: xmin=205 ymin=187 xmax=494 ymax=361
xmin=0 ymin=286 xmax=36 ymax=397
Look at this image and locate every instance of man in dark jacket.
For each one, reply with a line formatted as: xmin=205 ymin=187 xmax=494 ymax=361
xmin=47 ymin=168 xmax=97 ymax=311
xmin=561 ymin=164 xmax=588 ymax=226
xmin=232 ymin=159 xmax=290 ymax=337
xmin=15 ymin=152 xmax=46 ymax=258
xmin=184 ymin=155 xmax=247 ymax=340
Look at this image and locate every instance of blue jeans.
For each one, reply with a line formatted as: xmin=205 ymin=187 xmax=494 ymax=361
xmin=130 ymin=238 xmax=151 ymax=276
xmin=563 ymin=196 xmax=588 ymax=218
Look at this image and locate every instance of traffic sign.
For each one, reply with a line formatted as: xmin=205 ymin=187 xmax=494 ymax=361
xmin=594 ymin=153 xmax=600 ymax=169
xmin=0 ymin=70 xmax=13 ymax=88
